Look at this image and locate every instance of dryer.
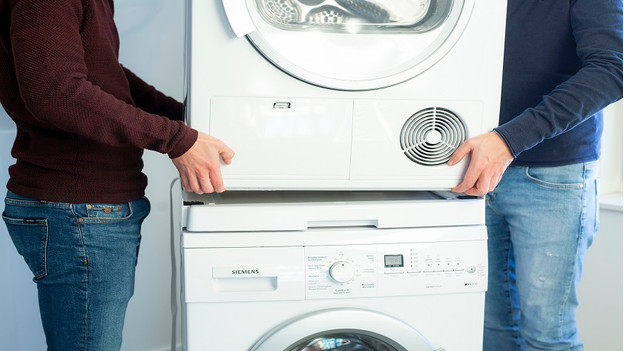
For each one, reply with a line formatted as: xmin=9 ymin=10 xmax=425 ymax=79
xmin=181 ymin=191 xmax=488 ymax=351
xmin=185 ymin=0 xmax=507 ymax=190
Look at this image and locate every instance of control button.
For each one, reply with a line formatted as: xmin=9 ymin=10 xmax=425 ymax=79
xmin=329 ymin=261 xmax=356 ymax=283
xmin=466 ymin=265 xmax=477 ymax=274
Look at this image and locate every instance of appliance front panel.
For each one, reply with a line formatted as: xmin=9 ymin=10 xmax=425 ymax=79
xmin=209 ymin=97 xmax=352 ymax=180
xmin=304 ymin=240 xmax=487 ymax=299
xmin=350 ymin=100 xmax=482 ymax=181
xmin=207 ymin=97 xmax=480 ymax=189
xmin=184 ymin=247 xmax=305 ymax=303
xmin=183 ymin=236 xmax=486 ymax=303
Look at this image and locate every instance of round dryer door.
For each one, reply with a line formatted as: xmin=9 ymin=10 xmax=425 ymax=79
xmin=223 ymin=0 xmax=474 ymax=91
xmin=250 ymin=309 xmax=436 ymax=351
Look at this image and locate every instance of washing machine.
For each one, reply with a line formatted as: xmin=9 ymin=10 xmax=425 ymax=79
xmin=185 ymin=0 xmax=507 ymax=190
xmin=181 ymin=191 xmax=488 ymax=350
xmin=182 ymin=1 xmax=502 ymax=348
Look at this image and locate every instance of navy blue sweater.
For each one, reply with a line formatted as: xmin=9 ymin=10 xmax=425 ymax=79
xmin=495 ymin=0 xmax=623 ymax=166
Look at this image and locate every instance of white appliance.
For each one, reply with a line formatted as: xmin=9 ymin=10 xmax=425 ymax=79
xmin=185 ymin=0 xmax=507 ymax=190
xmin=182 ymin=191 xmax=488 ymax=350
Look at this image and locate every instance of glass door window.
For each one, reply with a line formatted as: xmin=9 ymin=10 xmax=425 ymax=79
xmin=250 ymin=309 xmax=435 ymax=351
xmin=287 ymin=331 xmax=404 ymax=350
xmin=256 ymin=0 xmax=453 ymax=33
xmin=227 ymin=0 xmax=472 ymax=90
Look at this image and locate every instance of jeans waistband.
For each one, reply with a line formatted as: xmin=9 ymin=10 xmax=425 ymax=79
xmin=5 ymin=190 xmax=73 ymax=209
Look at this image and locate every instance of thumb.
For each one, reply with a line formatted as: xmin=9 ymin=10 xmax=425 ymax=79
xmin=219 ymin=144 xmax=235 ymax=165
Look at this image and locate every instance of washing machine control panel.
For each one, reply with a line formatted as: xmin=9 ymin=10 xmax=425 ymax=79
xmin=305 ymin=240 xmax=487 ymax=299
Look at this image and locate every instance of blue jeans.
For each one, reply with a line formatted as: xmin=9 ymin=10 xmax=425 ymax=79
xmin=483 ymin=162 xmax=599 ymax=351
xmin=2 ymin=191 xmax=150 ymax=351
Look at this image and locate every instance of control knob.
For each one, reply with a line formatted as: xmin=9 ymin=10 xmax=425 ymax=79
xmin=329 ymin=261 xmax=356 ymax=283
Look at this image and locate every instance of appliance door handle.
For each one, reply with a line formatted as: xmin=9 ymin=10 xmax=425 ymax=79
xmin=306 ymin=219 xmax=380 ymax=229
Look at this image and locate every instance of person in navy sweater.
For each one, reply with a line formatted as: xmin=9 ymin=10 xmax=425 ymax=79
xmin=450 ymin=1 xmax=622 ymax=350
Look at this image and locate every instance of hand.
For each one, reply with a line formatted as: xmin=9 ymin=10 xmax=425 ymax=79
xmin=448 ymin=131 xmax=513 ymax=196
xmin=171 ymin=132 xmax=235 ymax=194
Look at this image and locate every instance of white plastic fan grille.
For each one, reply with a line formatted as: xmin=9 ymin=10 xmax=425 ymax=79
xmin=400 ymin=107 xmax=467 ymax=166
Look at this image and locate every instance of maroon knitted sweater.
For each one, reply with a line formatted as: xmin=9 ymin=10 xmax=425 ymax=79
xmin=0 ymin=0 xmax=197 ymax=203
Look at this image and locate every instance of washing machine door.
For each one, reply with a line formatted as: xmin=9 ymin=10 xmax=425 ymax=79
xmin=250 ymin=309 xmax=437 ymax=351
xmin=223 ymin=0 xmax=474 ymax=91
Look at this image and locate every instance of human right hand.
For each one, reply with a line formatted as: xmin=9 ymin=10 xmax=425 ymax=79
xmin=171 ymin=132 xmax=235 ymax=194
xmin=448 ymin=131 xmax=513 ymax=196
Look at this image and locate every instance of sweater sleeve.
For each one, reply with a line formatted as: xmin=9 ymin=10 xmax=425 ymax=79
xmin=122 ymin=66 xmax=185 ymax=122
xmin=494 ymin=0 xmax=623 ymax=157
xmin=9 ymin=0 xmax=196 ymax=158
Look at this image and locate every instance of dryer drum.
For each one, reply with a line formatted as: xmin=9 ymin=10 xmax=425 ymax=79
xmin=399 ymin=107 xmax=467 ymax=166
xmin=262 ymin=0 xmax=300 ymax=25
xmin=335 ymin=0 xmax=391 ymax=23
xmin=305 ymin=5 xmax=353 ymax=24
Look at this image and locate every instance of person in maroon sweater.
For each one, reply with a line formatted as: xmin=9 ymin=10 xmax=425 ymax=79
xmin=0 ymin=0 xmax=234 ymax=350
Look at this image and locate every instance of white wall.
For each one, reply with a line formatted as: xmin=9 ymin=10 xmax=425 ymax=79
xmin=578 ymin=205 xmax=623 ymax=350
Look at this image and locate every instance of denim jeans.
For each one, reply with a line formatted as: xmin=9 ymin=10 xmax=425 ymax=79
xmin=483 ymin=162 xmax=599 ymax=351
xmin=2 ymin=191 xmax=150 ymax=351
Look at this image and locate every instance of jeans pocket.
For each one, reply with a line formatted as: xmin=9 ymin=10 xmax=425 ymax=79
xmin=2 ymin=212 xmax=49 ymax=280
xmin=523 ymin=165 xmax=584 ymax=190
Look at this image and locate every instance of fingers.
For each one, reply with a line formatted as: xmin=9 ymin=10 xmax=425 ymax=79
xmin=454 ymin=160 xmax=507 ymax=196
xmin=207 ymin=163 xmax=225 ymax=193
xmin=449 ymin=132 xmax=514 ymax=196
xmin=463 ymin=174 xmax=492 ymax=196
xmin=178 ymin=167 xmax=213 ymax=195
xmin=185 ymin=172 xmax=204 ymax=194
xmin=172 ymin=133 xmax=234 ymax=194
xmin=451 ymin=158 xmax=482 ymax=194
xmin=185 ymin=161 xmax=226 ymax=194
xmin=447 ymin=141 xmax=472 ymax=166
xmin=448 ymin=141 xmax=475 ymax=193
xmin=204 ymin=139 xmax=229 ymax=193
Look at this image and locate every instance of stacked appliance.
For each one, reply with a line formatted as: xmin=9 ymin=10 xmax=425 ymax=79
xmin=181 ymin=0 xmax=507 ymax=350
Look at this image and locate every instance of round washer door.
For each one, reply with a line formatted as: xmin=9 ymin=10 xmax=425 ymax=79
xmin=250 ymin=308 xmax=435 ymax=351
xmin=225 ymin=0 xmax=474 ymax=91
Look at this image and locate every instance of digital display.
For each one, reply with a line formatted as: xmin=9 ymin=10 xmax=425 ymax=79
xmin=384 ymin=254 xmax=404 ymax=268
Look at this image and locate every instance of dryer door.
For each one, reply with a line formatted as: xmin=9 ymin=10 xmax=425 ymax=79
xmin=250 ymin=309 xmax=436 ymax=351
xmin=223 ymin=0 xmax=474 ymax=91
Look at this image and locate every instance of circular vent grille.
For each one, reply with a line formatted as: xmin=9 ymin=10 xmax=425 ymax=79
xmin=400 ymin=107 xmax=467 ymax=166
